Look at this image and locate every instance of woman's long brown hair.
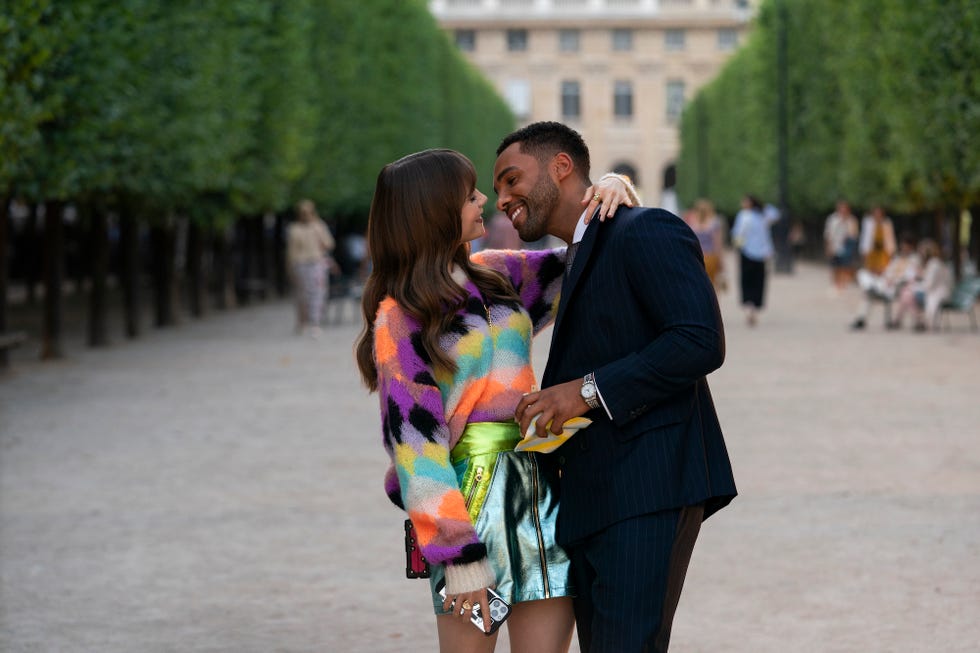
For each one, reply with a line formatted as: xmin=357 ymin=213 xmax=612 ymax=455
xmin=355 ymin=149 xmax=519 ymax=391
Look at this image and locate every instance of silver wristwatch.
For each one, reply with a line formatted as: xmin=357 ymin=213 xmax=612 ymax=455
xmin=580 ymin=372 xmax=600 ymax=410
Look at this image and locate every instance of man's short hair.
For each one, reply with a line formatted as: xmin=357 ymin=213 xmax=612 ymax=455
xmin=497 ymin=121 xmax=591 ymax=181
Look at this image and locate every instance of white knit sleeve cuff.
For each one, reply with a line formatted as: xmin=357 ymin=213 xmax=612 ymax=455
xmin=444 ymin=559 xmax=496 ymax=595
xmin=599 ymin=172 xmax=641 ymax=205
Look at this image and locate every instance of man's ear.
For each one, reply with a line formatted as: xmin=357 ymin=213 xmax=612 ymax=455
xmin=551 ymin=152 xmax=575 ymax=182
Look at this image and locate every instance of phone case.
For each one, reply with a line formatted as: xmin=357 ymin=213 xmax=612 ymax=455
xmin=404 ymin=519 xmax=430 ymax=579
xmin=435 ymin=578 xmax=511 ymax=635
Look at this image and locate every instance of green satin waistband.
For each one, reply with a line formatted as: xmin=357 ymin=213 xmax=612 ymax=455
xmin=452 ymin=422 xmax=523 ymax=523
xmin=451 ymin=422 xmax=522 ymax=464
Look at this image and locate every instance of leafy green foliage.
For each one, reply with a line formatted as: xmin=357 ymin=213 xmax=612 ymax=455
xmin=678 ymin=0 xmax=980 ymax=219
xmin=1 ymin=0 xmax=514 ymax=230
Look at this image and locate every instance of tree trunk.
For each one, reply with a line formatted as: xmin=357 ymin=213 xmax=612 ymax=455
xmin=186 ymin=220 xmax=204 ymax=317
xmin=971 ymin=205 xmax=979 ymax=270
xmin=273 ymin=213 xmax=287 ymax=297
xmin=0 ymin=195 xmax=10 ymax=368
xmin=25 ymin=203 xmax=39 ymax=304
xmin=151 ymin=221 xmax=177 ymax=327
xmin=42 ymin=200 xmax=65 ymax=360
xmin=70 ymin=211 xmax=86 ymax=294
xmin=212 ymin=226 xmax=235 ymax=310
xmin=120 ymin=209 xmax=141 ymax=339
xmin=235 ymin=218 xmax=251 ymax=306
xmin=951 ymin=207 xmax=963 ymax=282
xmin=255 ymin=215 xmax=268 ymax=301
xmin=87 ymin=203 xmax=110 ymax=347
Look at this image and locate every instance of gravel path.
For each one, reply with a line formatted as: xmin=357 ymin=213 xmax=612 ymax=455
xmin=2 ymin=258 xmax=978 ymax=652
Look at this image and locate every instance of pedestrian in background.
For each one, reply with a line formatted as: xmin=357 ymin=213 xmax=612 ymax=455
xmin=859 ymin=205 xmax=896 ymax=276
xmin=732 ymin=194 xmax=779 ymax=326
xmin=287 ymin=199 xmax=335 ymax=337
xmin=824 ymin=200 xmax=860 ymax=293
xmin=685 ymin=198 xmax=726 ymax=293
xmin=892 ymin=238 xmax=950 ymax=332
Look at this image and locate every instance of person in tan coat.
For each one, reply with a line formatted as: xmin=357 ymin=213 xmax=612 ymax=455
xmin=287 ymin=199 xmax=335 ymax=337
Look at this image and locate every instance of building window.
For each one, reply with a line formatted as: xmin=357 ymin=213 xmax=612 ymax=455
xmin=612 ymin=163 xmax=639 ymax=188
xmin=561 ymin=80 xmax=581 ymax=119
xmin=717 ymin=28 xmax=738 ymax=50
xmin=666 ymin=79 xmax=685 ymax=123
xmin=559 ymin=29 xmax=580 ymax=52
xmin=455 ymin=29 xmax=476 ymax=52
xmin=665 ymin=29 xmax=686 ymax=51
xmin=507 ymin=29 xmax=528 ymax=52
xmin=612 ymin=29 xmax=633 ymax=52
xmin=505 ymin=79 xmax=531 ymax=119
xmin=614 ymin=80 xmax=633 ymax=119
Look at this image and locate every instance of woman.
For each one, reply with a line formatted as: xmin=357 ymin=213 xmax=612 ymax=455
xmin=687 ymin=198 xmax=725 ymax=292
xmin=287 ymin=199 xmax=335 ymax=337
xmin=823 ymin=200 xmax=860 ymax=291
xmin=731 ymin=195 xmax=779 ymax=326
xmin=354 ymin=149 xmax=635 ymax=652
xmin=859 ymin=205 xmax=897 ymax=276
xmin=892 ymin=238 xmax=950 ymax=332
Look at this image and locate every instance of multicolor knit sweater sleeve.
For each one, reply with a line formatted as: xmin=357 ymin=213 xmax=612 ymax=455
xmin=374 ymin=298 xmax=495 ymax=594
xmin=373 ymin=250 xmax=564 ymax=594
xmin=471 ymin=247 xmax=565 ymax=334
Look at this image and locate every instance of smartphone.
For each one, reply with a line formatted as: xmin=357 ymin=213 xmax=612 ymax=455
xmin=404 ymin=519 xmax=430 ymax=579
xmin=435 ymin=578 xmax=511 ymax=635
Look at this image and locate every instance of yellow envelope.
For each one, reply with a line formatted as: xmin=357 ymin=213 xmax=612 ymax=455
xmin=514 ymin=416 xmax=592 ymax=454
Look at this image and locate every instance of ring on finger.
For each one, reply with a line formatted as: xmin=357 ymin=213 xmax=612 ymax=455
xmin=461 ymin=600 xmax=472 ymax=611
xmin=592 ymin=192 xmax=601 ymax=202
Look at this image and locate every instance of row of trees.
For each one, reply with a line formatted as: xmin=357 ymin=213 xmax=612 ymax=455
xmin=676 ymin=0 xmax=980 ymax=273
xmin=1 ymin=0 xmax=515 ymax=361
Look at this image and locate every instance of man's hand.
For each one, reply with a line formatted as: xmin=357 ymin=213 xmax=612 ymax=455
xmin=516 ymin=379 xmax=590 ymax=437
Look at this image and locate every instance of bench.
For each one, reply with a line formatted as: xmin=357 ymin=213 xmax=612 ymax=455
xmin=0 ymin=330 xmax=28 ymax=367
xmin=937 ymin=276 xmax=980 ymax=331
xmin=865 ymin=287 xmax=895 ymax=325
xmin=326 ymin=275 xmax=362 ymax=325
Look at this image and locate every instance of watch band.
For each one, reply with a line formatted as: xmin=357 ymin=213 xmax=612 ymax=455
xmin=582 ymin=372 xmax=600 ymax=410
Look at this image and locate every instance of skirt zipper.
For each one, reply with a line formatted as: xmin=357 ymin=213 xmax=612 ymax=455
xmin=528 ymin=452 xmax=550 ymax=597
xmin=465 ymin=465 xmax=485 ymax=510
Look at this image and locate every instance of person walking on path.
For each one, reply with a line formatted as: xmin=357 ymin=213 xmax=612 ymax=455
xmin=355 ymin=148 xmax=636 ymax=653
xmin=684 ymin=198 xmax=726 ymax=293
xmin=732 ymin=195 xmax=779 ymax=327
xmin=287 ymin=199 xmax=335 ymax=337
xmin=824 ymin=200 xmax=860 ymax=292
xmin=495 ymin=122 xmax=736 ymax=653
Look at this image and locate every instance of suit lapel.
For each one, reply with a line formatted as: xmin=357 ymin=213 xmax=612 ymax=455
xmin=554 ymin=216 xmax=600 ymax=329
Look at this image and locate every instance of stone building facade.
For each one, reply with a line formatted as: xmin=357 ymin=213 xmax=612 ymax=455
xmin=429 ymin=0 xmax=755 ymax=206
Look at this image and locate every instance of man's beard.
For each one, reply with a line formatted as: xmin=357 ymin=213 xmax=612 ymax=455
xmin=516 ymin=174 xmax=560 ymax=242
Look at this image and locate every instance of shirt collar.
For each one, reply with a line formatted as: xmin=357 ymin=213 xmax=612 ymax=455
xmin=572 ymin=207 xmax=599 ymax=244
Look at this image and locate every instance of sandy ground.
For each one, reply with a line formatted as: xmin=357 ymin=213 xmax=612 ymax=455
xmin=1 ymin=258 xmax=978 ymax=652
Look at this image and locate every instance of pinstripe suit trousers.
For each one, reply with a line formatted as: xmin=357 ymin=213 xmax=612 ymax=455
xmin=568 ymin=503 xmax=704 ymax=653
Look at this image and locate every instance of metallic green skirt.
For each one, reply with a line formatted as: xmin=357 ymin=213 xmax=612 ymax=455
xmin=429 ymin=422 xmax=574 ymax=612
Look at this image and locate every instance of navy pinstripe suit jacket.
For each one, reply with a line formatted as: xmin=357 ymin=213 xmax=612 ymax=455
xmin=541 ymin=206 xmax=737 ymax=546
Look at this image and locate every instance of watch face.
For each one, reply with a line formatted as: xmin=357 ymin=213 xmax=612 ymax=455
xmin=581 ymin=382 xmax=596 ymax=399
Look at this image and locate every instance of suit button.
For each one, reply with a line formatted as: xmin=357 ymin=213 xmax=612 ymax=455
xmin=558 ymin=456 xmax=566 ymax=465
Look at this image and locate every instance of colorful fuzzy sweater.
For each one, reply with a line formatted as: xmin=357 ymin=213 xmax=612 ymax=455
xmin=373 ymin=248 xmax=565 ymax=594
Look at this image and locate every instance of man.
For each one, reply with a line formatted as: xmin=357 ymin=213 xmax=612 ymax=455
xmin=493 ymin=122 xmax=736 ymax=652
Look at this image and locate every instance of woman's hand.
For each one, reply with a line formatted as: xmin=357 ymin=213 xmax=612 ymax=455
xmin=442 ymin=587 xmax=492 ymax=633
xmin=582 ymin=173 xmax=637 ymax=224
